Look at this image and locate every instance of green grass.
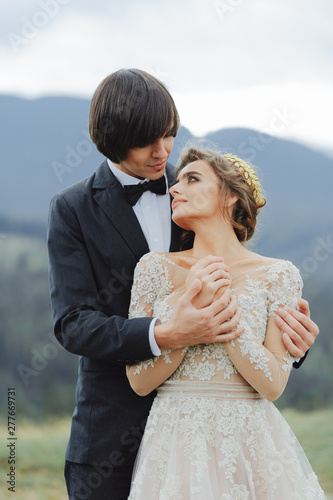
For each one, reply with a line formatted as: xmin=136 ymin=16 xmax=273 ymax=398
xmin=282 ymin=407 xmax=333 ymax=496
xmin=0 ymin=409 xmax=332 ymax=499
xmin=0 ymin=419 xmax=70 ymax=499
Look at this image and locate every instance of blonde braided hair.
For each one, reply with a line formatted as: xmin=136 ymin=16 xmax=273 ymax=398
xmin=223 ymin=154 xmax=266 ymax=208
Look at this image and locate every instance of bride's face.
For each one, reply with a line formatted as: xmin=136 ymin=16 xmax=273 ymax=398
xmin=170 ymin=159 xmax=223 ymax=230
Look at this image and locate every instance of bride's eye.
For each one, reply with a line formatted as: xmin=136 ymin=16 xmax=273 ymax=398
xmin=188 ymin=175 xmax=199 ymax=182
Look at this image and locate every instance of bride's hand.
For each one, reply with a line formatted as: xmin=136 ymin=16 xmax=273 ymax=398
xmin=185 ymin=255 xmax=231 ymax=309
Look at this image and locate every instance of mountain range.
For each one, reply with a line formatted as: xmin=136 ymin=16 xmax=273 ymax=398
xmin=1 ymin=94 xmax=332 ymax=265
xmin=1 ymin=95 xmax=332 ymax=411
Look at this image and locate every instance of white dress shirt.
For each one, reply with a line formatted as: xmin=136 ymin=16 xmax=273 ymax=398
xmin=108 ymin=159 xmax=171 ymax=355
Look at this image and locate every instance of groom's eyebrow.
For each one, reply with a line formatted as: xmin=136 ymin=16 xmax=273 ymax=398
xmin=175 ymin=171 xmax=203 ymax=182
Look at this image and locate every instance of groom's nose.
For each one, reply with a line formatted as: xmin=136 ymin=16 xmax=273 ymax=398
xmin=151 ymin=137 xmax=169 ymax=158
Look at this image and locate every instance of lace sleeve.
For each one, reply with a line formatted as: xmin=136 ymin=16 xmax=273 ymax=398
xmin=128 ymin=253 xmax=161 ymax=373
xmin=267 ymin=261 xmax=303 ymax=317
xmin=129 ymin=252 xmax=157 ymax=320
xmin=263 ymin=260 xmax=303 ymax=374
xmin=224 ymin=261 xmax=303 ymax=401
xmin=127 ymin=252 xmax=187 ymax=396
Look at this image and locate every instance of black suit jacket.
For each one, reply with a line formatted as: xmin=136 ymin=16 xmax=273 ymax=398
xmin=47 ymin=160 xmax=183 ymax=492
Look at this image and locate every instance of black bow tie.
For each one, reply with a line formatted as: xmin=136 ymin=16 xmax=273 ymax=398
xmin=124 ymin=176 xmax=167 ymax=206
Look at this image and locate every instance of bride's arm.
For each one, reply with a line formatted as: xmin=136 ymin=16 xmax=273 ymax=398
xmin=223 ymin=316 xmax=294 ymax=401
xmin=126 ymin=347 xmax=187 ymax=396
xmin=223 ymin=263 xmax=303 ymax=401
xmin=126 ymin=254 xmax=187 ymax=396
xmin=127 ymin=256 xmax=235 ymax=396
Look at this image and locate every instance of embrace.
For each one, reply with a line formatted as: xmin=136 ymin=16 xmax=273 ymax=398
xmin=47 ymin=69 xmax=325 ymax=499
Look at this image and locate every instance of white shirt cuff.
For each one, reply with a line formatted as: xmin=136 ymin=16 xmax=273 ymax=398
xmin=149 ymin=318 xmax=162 ymax=356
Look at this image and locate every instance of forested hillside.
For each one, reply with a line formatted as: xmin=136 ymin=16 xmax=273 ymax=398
xmin=1 ymin=234 xmax=332 ymax=420
xmin=1 ymin=94 xmax=332 ymax=419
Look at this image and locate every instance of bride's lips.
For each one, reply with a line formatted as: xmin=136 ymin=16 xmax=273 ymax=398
xmin=172 ymin=199 xmax=187 ymax=210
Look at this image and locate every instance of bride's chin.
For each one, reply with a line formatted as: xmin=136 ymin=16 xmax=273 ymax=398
xmin=172 ymin=214 xmax=193 ymax=231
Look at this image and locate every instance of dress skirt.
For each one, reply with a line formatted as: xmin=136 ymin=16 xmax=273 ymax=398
xmin=128 ymin=380 xmax=326 ymax=500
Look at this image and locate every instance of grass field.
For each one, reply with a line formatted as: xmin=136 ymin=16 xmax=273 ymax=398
xmin=0 ymin=408 xmax=332 ymax=499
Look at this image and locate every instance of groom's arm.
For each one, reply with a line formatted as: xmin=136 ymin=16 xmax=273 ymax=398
xmin=47 ymin=192 xmax=154 ymax=364
xmin=275 ymin=299 xmax=319 ymax=368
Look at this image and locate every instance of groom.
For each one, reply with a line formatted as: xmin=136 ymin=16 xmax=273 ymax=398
xmin=47 ymin=69 xmax=318 ymax=500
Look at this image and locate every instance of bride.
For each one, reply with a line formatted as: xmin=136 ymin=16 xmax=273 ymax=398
xmin=126 ymin=147 xmax=326 ymax=499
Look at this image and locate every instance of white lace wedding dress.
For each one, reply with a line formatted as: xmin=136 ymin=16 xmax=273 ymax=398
xmin=127 ymin=252 xmax=326 ymax=500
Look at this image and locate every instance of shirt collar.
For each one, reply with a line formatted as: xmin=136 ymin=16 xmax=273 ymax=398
xmin=107 ymin=159 xmax=168 ymax=187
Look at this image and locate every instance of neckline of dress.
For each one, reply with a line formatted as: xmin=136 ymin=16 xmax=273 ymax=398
xmin=150 ymin=251 xmax=289 ymax=275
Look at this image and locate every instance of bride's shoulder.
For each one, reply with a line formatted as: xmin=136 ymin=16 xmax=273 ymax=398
xmin=256 ymin=256 xmax=298 ymax=272
xmin=137 ymin=251 xmax=179 ymax=271
xmin=249 ymin=254 xmax=302 ymax=285
xmin=243 ymin=251 xmax=291 ymax=268
xmin=242 ymin=252 xmax=301 ymax=278
xmin=138 ymin=251 xmax=167 ymax=266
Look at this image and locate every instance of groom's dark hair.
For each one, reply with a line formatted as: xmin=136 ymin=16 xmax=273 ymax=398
xmin=89 ymin=68 xmax=180 ymax=163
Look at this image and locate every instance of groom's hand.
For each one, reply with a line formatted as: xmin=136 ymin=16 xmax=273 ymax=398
xmin=154 ymin=277 xmax=244 ymax=350
xmin=275 ymin=299 xmax=319 ymax=358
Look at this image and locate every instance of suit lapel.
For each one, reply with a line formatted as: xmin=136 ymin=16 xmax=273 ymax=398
xmin=92 ymin=160 xmax=185 ymax=256
xmin=92 ymin=161 xmax=149 ymax=260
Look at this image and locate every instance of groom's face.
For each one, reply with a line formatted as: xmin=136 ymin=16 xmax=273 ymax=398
xmin=114 ymin=133 xmax=174 ymax=180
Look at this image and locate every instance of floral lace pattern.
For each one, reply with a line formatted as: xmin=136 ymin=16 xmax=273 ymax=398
xmin=127 ymin=252 xmax=325 ymax=499
xmin=129 ymin=391 xmax=325 ymax=499
xmin=129 ymin=252 xmax=302 ymax=383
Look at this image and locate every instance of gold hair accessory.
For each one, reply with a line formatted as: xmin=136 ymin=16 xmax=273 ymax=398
xmin=223 ymin=154 xmax=266 ymax=208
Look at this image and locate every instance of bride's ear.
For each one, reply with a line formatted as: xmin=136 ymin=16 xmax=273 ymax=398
xmin=223 ymin=192 xmax=239 ymax=219
xmin=227 ymin=192 xmax=239 ymax=209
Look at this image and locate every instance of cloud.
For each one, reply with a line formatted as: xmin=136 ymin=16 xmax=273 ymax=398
xmin=2 ymin=0 xmax=332 ymax=89
xmin=173 ymin=83 xmax=333 ymax=148
xmin=0 ymin=0 xmax=332 ymax=148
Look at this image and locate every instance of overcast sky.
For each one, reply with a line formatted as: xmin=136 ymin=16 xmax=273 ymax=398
xmin=1 ymin=0 xmax=332 ymax=150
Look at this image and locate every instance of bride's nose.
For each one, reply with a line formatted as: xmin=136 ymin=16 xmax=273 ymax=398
xmin=169 ymin=182 xmax=181 ymax=197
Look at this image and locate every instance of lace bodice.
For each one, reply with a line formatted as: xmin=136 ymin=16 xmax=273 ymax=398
xmin=127 ymin=253 xmax=326 ymax=500
xmin=128 ymin=252 xmax=303 ymax=397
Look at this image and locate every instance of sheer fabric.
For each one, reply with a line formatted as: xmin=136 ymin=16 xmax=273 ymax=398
xmin=127 ymin=252 xmax=325 ymax=499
